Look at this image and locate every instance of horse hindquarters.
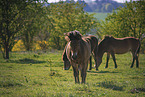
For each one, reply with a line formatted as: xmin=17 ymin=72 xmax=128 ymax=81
xmin=136 ymin=40 xmax=141 ymax=68
xmin=130 ymin=40 xmax=140 ymax=68
xmin=130 ymin=52 xmax=139 ymax=68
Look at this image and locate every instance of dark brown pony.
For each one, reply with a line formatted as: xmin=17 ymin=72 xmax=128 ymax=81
xmin=62 ymin=35 xmax=98 ymax=70
xmin=64 ymin=30 xmax=91 ymax=83
xmin=96 ymin=36 xmax=140 ymax=70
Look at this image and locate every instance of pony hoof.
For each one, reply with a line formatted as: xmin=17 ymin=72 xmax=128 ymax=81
xmin=88 ymin=69 xmax=92 ymax=71
xmin=95 ymin=68 xmax=99 ymax=71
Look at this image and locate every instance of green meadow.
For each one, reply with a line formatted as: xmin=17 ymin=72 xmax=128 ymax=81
xmin=0 ymin=51 xmax=145 ymax=97
xmin=89 ymin=12 xmax=110 ymax=21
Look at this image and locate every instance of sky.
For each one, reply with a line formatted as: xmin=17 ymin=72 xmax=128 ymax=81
xmin=47 ymin=0 xmax=138 ymax=3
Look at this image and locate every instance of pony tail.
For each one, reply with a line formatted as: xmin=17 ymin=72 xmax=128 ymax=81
xmin=137 ymin=40 xmax=141 ymax=54
xmin=135 ymin=39 xmax=141 ymax=56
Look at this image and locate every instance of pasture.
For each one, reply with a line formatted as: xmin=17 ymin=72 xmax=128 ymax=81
xmin=0 ymin=51 xmax=145 ymax=97
xmin=89 ymin=12 xmax=109 ymax=20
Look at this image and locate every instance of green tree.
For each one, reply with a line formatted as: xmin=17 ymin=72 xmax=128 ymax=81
xmin=21 ymin=3 xmax=48 ymax=51
xmin=98 ymin=0 xmax=145 ymax=39
xmin=0 ymin=0 xmax=47 ymax=59
xmin=47 ymin=1 xmax=98 ymax=49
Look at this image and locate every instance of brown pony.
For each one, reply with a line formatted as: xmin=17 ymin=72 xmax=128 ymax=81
xmin=62 ymin=35 xmax=98 ymax=70
xmin=64 ymin=30 xmax=91 ymax=83
xmin=96 ymin=36 xmax=140 ymax=70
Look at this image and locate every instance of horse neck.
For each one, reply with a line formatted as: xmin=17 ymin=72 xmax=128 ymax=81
xmin=78 ymin=39 xmax=90 ymax=56
xmin=98 ymin=48 xmax=105 ymax=58
xmin=97 ymin=43 xmax=106 ymax=58
xmin=79 ymin=39 xmax=84 ymax=52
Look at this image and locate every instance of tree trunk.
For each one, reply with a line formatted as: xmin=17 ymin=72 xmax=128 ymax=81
xmin=5 ymin=42 xmax=9 ymax=59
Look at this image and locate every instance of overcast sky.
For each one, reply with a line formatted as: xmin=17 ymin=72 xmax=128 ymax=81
xmin=47 ymin=0 xmax=138 ymax=3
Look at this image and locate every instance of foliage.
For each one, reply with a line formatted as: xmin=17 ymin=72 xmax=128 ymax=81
xmin=0 ymin=0 xmax=47 ymax=59
xmin=0 ymin=51 xmax=145 ymax=96
xmin=11 ymin=40 xmax=48 ymax=52
xmin=37 ymin=40 xmax=50 ymax=51
xmin=21 ymin=3 xmax=49 ymax=51
xmin=98 ymin=1 xmax=145 ymax=39
xmin=47 ymin=1 xmax=98 ymax=49
xmin=0 ymin=1 xmax=99 ymax=59
xmin=12 ymin=40 xmax=25 ymax=51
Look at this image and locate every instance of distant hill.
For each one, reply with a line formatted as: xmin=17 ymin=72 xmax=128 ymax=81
xmin=77 ymin=0 xmax=124 ymax=12
xmin=46 ymin=0 xmax=124 ymax=13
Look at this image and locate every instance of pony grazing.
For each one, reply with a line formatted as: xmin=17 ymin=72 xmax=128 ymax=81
xmin=64 ymin=30 xmax=91 ymax=83
xmin=62 ymin=35 xmax=98 ymax=71
xmin=96 ymin=36 xmax=140 ymax=69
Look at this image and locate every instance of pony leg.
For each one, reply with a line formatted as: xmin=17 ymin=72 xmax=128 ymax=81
xmin=130 ymin=52 xmax=136 ymax=68
xmin=95 ymin=58 xmax=98 ymax=71
xmin=81 ymin=63 xmax=88 ymax=84
xmin=89 ymin=56 xmax=92 ymax=70
xmin=92 ymin=52 xmax=98 ymax=71
xmin=111 ymin=53 xmax=117 ymax=68
xmin=136 ymin=55 xmax=139 ymax=68
xmin=72 ymin=65 xmax=80 ymax=83
xmin=105 ymin=53 xmax=110 ymax=68
xmin=130 ymin=54 xmax=139 ymax=68
xmin=130 ymin=56 xmax=135 ymax=68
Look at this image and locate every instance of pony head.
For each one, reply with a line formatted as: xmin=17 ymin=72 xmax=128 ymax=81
xmin=64 ymin=30 xmax=82 ymax=60
xmin=64 ymin=30 xmax=82 ymax=41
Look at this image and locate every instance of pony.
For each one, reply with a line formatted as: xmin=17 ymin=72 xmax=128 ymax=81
xmin=62 ymin=35 xmax=98 ymax=71
xmin=96 ymin=36 xmax=140 ymax=70
xmin=64 ymin=30 xmax=91 ymax=83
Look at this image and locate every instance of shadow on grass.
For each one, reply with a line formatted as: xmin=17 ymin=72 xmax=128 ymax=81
xmin=130 ymin=88 xmax=145 ymax=93
xmin=87 ymin=70 xmax=118 ymax=74
xmin=98 ymin=80 xmax=124 ymax=91
xmin=8 ymin=58 xmax=46 ymax=64
xmin=0 ymin=80 xmax=23 ymax=88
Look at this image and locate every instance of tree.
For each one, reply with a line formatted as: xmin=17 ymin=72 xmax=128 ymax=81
xmin=98 ymin=0 xmax=145 ymax=39
xmin=20 ymin=3 xmax=48 ymax=51
xmin=0 ymin=0 xmax=47 ymax=59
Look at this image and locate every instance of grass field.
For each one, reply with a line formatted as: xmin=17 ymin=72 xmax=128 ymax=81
xmin=88 ymin=12 xmax=110 ymax=21
xmin=0 ymin=51 xmax=145 ymax=97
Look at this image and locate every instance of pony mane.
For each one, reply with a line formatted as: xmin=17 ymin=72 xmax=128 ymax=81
xmin=99 ymin=35 xmax=114 ymax=48
xmin=104 ymin=35 xmax=114 ymax=39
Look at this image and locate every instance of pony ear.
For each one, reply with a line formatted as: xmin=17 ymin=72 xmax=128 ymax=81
xmin=64 ymin=33 xmax=70 ymax=41
xmin=74 ymin=30 xmax=82 ymax=40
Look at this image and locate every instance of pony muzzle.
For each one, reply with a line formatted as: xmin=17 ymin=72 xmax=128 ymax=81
xmin=64 ymin=61 xmax=71 ymax=70
xmin=72 ymin=52 xmax=78 ymax=60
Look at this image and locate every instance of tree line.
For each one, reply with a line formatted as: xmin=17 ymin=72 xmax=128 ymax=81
xmin=0 ymin=0 xmax=145 ymax=59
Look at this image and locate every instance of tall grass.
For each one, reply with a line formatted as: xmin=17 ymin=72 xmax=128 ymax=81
xmin=0 ymin=51 xmax=145 ymax=96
